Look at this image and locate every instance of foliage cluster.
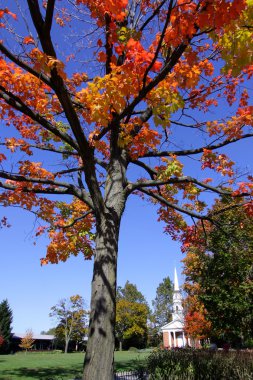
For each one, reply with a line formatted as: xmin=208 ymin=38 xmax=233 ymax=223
xmin=147 ymin=349 xmax=253 ymax=380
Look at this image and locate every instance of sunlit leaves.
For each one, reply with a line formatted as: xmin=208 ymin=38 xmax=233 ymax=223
xmin=217 ymin=0 xmax=253 ymax=75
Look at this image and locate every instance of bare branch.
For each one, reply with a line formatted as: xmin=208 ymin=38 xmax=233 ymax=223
xmin=127 ymin=176 xmax=236 ymax=196
xmin=140 ymin=188 xmax=212 ymax=221
xmin=129 ymin=160 xmax=157 ymax=179
xmin=44 ymin=0 xmax=56 ymax=33
xmin=142 ymin=133 xmax=253 ymax=158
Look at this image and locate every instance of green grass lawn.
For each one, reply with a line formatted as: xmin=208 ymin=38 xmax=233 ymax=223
xmin=0 ymin=351 xmax=149 ymax=380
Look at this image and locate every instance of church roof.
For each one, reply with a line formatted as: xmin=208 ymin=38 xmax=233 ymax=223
xmin=161 ymin=318 xmax=184 ymax=331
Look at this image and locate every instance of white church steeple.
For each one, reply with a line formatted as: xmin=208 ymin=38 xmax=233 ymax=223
xmin=174 ymin=267 xmax=179 ymax=291
xmin=172 ymin=268 xmax=184 ymax=321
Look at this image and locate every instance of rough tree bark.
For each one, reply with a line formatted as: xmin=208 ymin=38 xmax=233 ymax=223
xmin=83 ymin=154 xmax=127 ymax=379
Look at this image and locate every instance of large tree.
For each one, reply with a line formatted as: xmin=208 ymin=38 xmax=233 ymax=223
xmin=50 ymin=295 xmax=88 ymax=353
xmin=0 ymin=299 xmax=13 ymax=354
xmin=183 ymin=199 xmax=253 ymax=345
xmin=0 ymin=0 xmax=253 ymax=378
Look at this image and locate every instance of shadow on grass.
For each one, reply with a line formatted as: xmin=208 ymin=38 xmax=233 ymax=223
xmin=0 ymin=366 xmax=83 ymax=380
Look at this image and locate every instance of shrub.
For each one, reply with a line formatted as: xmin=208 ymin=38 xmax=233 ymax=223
xmin=147 ymin=349 xmax=253 ymax=380
xmin=128 ymin=347 xmax=138 ymax=352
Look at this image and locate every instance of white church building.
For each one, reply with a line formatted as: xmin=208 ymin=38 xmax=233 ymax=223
xmin=161 ymin=268 xmax=189 ymax=348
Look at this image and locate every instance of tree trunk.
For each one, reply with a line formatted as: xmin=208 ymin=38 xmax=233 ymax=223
xmin=83 ymin=214 xmax=120 ymax=380
xmin=65 ymin=338 xmax=69 ymax=354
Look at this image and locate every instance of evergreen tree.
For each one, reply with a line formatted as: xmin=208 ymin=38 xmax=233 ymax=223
xmin=0 ymin=299 xmax=13 ymax=354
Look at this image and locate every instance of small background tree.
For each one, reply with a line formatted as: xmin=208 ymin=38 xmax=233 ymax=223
xmin=0 ymin=299 xmax=13 ymax=354
xmin=50 ymin=295 xmax=88 ymax=353
xmin=19 ymin=330 xmax=35 ymax=353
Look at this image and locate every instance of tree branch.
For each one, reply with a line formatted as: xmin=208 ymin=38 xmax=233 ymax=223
xmin=0 ymin=171 xmax=94 ymax=209
xmin=139 ymin=0 xmax=167 ymax=32
xmin=0 ymin=85 xmax=78 ymax=151
xmin=44 ymin=0 xmax=56 ymax=33
xmin=117 ymin=42 xmax=188 ymax=122
xmin=140 ymin=188 xmax=212 ymax=221
xmin=127 ymin=176 xmax=236 ymax=196
xmin=142 ymin=133 xmax=253 ymax=158
xmin=0 ymin=43 xmax=52 ymax=88
xmin=61 ymin=210 xmax=94 ymax=229
xmin=129 ymin=160 xmax=157 ymax=179
xmin=142 ymin=0 xmax=173 ymax=86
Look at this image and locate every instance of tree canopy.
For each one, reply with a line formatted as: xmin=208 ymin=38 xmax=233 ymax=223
xmin=0 ymin=0 xmax=253 ymax=378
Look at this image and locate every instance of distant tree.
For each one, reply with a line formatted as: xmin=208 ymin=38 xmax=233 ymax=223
xmin=19 ymin=330 xmax=35 ymax=352
xmin=40 ymin=327 xmax=56 ymax=335
xmin=117 ymin=281 xmax=147 ymax=305
xmin=116 ymin=299 xmax=148 ymax=350
xmin=183 ymin=199 xmax=253 ymax=345
xmin=152 ymin=277 xmax=173 ymax=327
xmin=116 ymin=281 xmax=149 ymax=349
xmin=147 ymin=277 xmax=173 ymax=347
xmin=0 ymin=299 xmax=13 ymax=354
xmin=50 ymin=295 xmax=88 ymax=353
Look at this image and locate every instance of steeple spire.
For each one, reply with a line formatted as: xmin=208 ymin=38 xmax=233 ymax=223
xmin=172 ymin=267 xmax=183 ymax=321
xmin=174 ymin=267 xmax=179 ymax=291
